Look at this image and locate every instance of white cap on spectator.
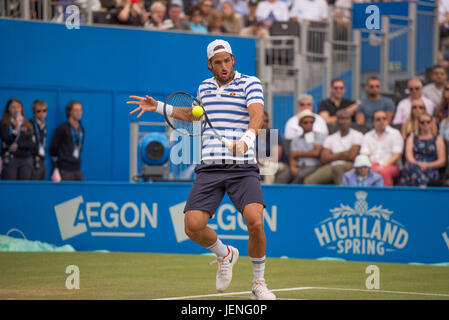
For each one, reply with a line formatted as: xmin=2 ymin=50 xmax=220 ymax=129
xmin=207 ymin=39 xmax=233 ymax=60
xmin=353 ymin=155 xmax=372 ymax=168
xmin=298 ymin=109 xmax=315 ymax=122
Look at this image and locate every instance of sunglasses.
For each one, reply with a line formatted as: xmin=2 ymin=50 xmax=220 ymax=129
xmin=299 ymin=103 xmax=312 ymax=106
xmin=374 ymin=117 xmax=387 ymax=121
xmin=36 ymin=109 xmax=47 ymax=113
xmin=412 ymin=105 xmax=425 ymax=109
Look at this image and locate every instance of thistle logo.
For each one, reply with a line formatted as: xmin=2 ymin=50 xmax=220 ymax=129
xmin=314 ymin=191 xmax=408 ymax=256
xmin=169 ymin=201 xmax=277 ymax=243
xmin=54 ymin=196 xmax=158 ymax=240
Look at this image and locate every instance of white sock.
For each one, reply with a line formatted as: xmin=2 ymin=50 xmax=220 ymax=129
xmin=207 ymin=239 xmax=229 ymax=258
xmin=250 ymin=256 xmax=266 ymax=282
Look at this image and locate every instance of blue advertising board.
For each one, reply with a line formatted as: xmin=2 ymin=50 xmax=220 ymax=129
xmin=0 ymin=182 xmax=448 ymax=264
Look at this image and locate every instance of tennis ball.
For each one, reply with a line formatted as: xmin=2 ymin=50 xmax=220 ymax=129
xmin=192 ymin=106 xmax=204 ymax=118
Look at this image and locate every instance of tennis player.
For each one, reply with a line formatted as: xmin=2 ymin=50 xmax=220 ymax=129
xmin=128 ymin=39 xmax=276 ymax=300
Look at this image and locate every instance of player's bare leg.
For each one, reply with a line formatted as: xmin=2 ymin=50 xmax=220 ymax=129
xmin=184 ymin=210 xmax=238 ymax=292
xmin=243 ymin=203 xmax=276 ymax=300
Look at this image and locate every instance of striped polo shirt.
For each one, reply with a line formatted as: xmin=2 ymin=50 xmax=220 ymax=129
xmin=197 ymin=71 xmax=264 ymax=163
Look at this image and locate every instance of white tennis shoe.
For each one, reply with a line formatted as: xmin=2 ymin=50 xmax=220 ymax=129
xmin=211 ymin=245 xmax=239 ymax=292
xmin=251 ymin=279 xmax=276 ymax=300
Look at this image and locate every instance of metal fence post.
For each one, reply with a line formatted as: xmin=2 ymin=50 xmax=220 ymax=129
xmin=299 ymin=22 xmax=308 ymax=94
xmin=353 ymin=29 xmax=362 ymax=100
xmin=409 ymin=1 xmax=417 ymax=79
xmin=380 ymin=15 xmax=390 ymax=93
xmin=20 ymin=0 xmax=30 ymax=19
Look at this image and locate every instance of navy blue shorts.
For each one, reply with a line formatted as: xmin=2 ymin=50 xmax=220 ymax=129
xmin=184 ymin=163 xmax=265 ymax=216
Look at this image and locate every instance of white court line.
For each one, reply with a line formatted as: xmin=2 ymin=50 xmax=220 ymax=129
xmin=155 ymin=286 xmax=449 ymax=300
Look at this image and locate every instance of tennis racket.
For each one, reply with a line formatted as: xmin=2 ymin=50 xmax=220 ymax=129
xmin=163 ymin=91 xmax=232 ymax=148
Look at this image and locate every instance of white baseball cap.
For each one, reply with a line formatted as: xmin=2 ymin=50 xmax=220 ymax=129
xmin=207 ymin=39 xmax=233 ymax=60
xmin=353 ymin=154 xmax=372 ymax=168
xmin=298 ymin=109 xmax=315 ymax=122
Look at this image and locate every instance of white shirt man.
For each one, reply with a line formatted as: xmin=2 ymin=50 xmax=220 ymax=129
xmin=422 ymin=65 xmax=448 ymax=106
xmin=361 ymin=110 xmax=404 ymax=186
xmin=255 ymin=0 xmax=290 ymax=27
xmin=284 ymin=94 xmax=329 ymax=139
xmin=289 ymin=0 xmax=328 ymax=23
xmin=361 ymin=126 xmax=404 ymax=166
xmin=392 ymin=78 xmax=436 ymax=125
xmin=323 ymin=128 xmax=363 ymax=166
xmin=284 ymin=113 xmax=327 ymax=139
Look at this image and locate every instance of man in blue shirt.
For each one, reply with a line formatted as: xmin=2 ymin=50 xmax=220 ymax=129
xmin=355 ymin=76 xmax=395 ymax=126
xmin=342 ymin=154 xmax=384 ymax=187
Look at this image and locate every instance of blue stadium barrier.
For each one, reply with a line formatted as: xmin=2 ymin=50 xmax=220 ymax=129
xmin=0 ymin=18 xmax=257 ymax=181
xmin=0 ymin=181 xmax=448 ymax=264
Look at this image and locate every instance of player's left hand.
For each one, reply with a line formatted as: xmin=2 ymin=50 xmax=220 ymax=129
xmin=229 ymin=140 xmax=248 ymax=156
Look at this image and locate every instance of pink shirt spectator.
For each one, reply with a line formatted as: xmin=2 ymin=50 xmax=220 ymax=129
xmin=392 ymin=96 xmax=435 ymax=125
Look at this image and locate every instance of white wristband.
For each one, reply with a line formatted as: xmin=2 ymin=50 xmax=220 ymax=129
xmin=240 ymin=129 xmax=256 ymax=149
xmin=156 ymin=101 xmax=173 ymax=117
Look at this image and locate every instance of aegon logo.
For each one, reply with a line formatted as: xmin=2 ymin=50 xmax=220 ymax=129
xmin=169 ymin=201 xmax=277 ymax=242
xmin=54 ymin=196 xmax=157 ymax=240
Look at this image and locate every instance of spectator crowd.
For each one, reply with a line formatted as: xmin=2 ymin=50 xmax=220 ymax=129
xmin=258 ymin=68 xmax=449 ymax=188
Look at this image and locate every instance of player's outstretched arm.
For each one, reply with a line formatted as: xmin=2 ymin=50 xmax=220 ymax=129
xmin=127 ymin=95 xmax=194 ymax=122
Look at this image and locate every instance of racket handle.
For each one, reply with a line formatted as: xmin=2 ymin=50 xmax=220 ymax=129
xmin=221 ymin=137 xmax=232 ymax=148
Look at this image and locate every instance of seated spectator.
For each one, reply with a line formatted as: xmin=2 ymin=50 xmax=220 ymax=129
xmin=255 ymin=112 xmax=289 ymax=184
xmin=342 ymin=154 xmax=384 ymax=187
xmin=438 ymin=0 xmax=449 ymax=48
xmin=284 ymin=94 xmax=328 ymax=140
xmin=218 ymin=0 xmax=249 ymax=17
xmin=437 ymin=83 xmax=449 ymax=141
xmin=200 ymin=0 xmax=214 ymax=21
xmin=435 ymin=81 xmax=449 ymax=126
xmin=392 ymin=78 xmax=436 ymax=126
xmin=284 ymin=110 xmax=325 ymax=184
xmin=318 ymin=78 xmax=359 ymax=125
xmin=0 ymin=98 xmax=35 ymax=180
xmin=243 ymin=0 xmax=259 ymax=27
xmin=221 ymin=1 xmax=244 ymax=34
xmin=334 ymin=0 xmax=351 ymax=29
xmin=289 ymin=0 xmax=328 ymax=25
xmin=255 ymin=0 xmax=289 ymax=29
xmin=304 ymin=110 xmax=363 ymax=185
xmin=207 ymin=10 xmax=227 ymax=33
xmin=399 ymin=112 xmax=447 ymax=187
xmin=401 ymin=99 xmax=438 ymax=139
xmin=361 ymin=110 xmax=404 ymax=186
xmin=188 ymin=5 xmax=208 ymax=33
xmin=355 ymin=76 xmax=395 ymax=126
xmin=440 ymin=114 xmax=449 ymax=142
xmin=117 ymin=0 xmax=149 ymax=26
xmin=163 ymin=3 xmax=191 ymax=31
xmin=145 ymin=1 xmax=171 ymax=30
xmin=239 ymin=19 xmax=270 ymax=38
xmin=423 ymin=65 xmax=447 ymax=107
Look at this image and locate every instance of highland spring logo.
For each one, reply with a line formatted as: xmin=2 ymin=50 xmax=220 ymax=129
xmin=314 ymin=191 xmax=409 ymax=256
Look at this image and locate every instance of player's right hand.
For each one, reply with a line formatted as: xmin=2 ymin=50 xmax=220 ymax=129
xmin=127 ymin=95 xmax=158 ymax=118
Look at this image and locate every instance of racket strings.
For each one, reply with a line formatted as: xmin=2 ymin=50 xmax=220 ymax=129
xmin=165 ymin=93 xmax=204 ymax=136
